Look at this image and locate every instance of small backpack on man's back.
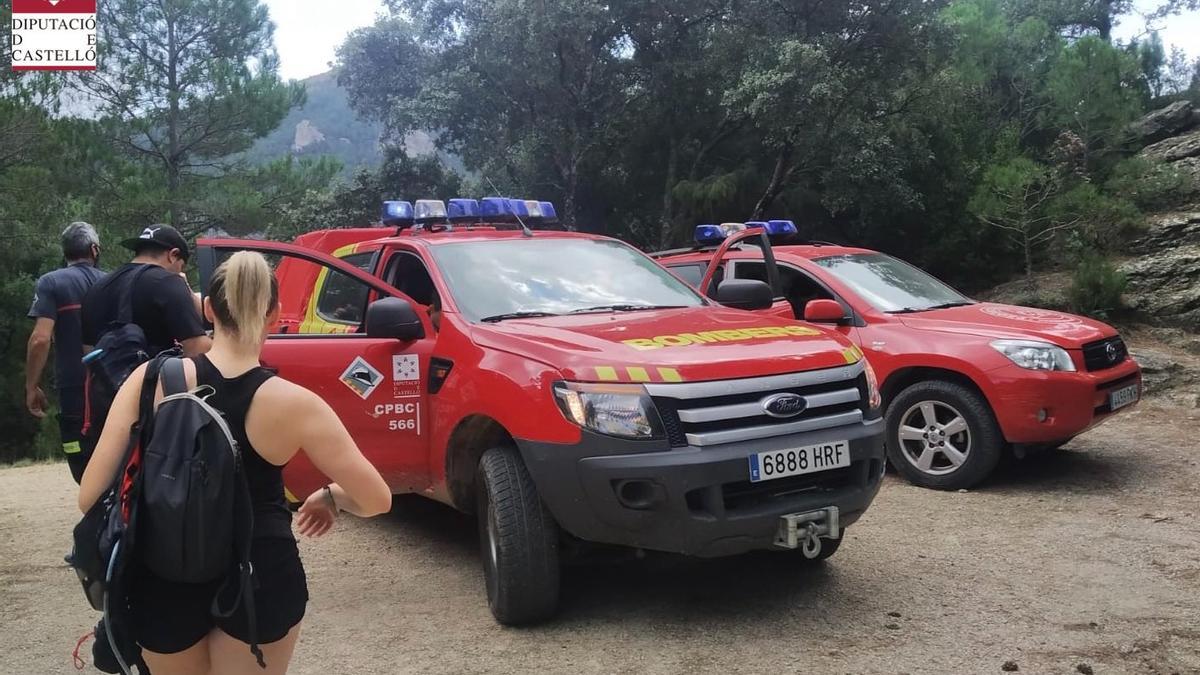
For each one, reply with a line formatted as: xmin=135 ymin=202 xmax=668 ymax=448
xmin=84 ymin=264 xmax=156 ymax=442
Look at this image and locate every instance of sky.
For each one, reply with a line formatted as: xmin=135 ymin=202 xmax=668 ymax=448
xmin=262 ymin=0 xmax=1200 ymax=82
xmin=263 ymin=0 xmax=384 ymax=81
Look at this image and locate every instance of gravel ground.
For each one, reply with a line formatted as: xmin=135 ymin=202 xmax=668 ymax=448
xmin=2 ymin=400 xmax=1199 ymax=675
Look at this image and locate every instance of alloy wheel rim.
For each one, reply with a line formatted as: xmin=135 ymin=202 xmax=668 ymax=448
xmin=897 ymin=400 xmax=972 ymax=476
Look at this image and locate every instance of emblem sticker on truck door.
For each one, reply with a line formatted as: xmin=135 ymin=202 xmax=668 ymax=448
xmin=340 ymin=357 xmax=384 ymax=399
xmin=392 ymin=354 xmax=421 ymax=398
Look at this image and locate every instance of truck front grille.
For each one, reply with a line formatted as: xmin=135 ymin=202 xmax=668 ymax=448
xmin=646 ymin=363 xmax=867 ymax=448
xmin=1082 ymin=336 xmax=1128 ymax=372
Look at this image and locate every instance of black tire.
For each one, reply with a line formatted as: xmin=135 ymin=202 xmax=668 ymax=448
xmin=475 ymin=446 xmax=560 ymax=625
xmin=885 ymin=380 xmax=1003 ymax=490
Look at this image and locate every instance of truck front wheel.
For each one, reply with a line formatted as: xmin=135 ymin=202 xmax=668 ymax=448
xmin=475 ymin=446 xmax=560 ymax=624
xmin=885 ymin=380 xmax=1003 ymax=490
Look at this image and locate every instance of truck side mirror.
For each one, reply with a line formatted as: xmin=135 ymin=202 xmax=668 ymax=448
xmin=366 ymin=298 xmax=425 ymax=341
xmin=804 ymin=299 xmax=848 ymax=324
xmin=715 ymin=279 xmax=773 ymax=311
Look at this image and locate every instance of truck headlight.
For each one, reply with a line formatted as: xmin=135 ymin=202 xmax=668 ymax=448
xmin=553 ymin=382 xmax=664 ymax=439
xmin=990 ymin=339 xmax=1076 ymax=372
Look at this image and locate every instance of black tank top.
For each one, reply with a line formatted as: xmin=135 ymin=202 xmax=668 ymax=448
xmin=193 ymin=355 xmax=293 ymax=540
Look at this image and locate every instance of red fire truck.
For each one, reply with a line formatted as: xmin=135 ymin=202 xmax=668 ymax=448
xmin=196 ymin=199 xmax=886 ymax=624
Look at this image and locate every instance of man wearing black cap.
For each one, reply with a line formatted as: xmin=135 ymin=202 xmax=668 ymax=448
xmin=26 ymin=222 xmax=106 ymax=483
xmin=81 ymin=224 xmax=211 ymax=361
xmin=79 ymin=225 xmax=211 ymax=464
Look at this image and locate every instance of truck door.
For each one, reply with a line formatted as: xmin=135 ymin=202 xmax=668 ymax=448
xmin=728 ymin=259 xmax=862 ymax=344
xmin=196 ymin=239 xmax=435 ymax=501
xmin=698 ymin=228 xmax=794 ymax=319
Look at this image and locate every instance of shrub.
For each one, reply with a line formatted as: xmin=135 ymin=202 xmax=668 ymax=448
xmin=1068 ymin=253 xmax=1127 ymax=318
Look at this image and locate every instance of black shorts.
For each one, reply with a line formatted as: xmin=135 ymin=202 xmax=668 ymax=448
xmin=129 ymin=537 xmax=308 ymax=654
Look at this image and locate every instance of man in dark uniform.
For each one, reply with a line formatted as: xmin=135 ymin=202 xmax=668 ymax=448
xmin=80 ymin=224 xmax=211 ymax=464
xmin=26 ymin=222 xmax=106 ymax=484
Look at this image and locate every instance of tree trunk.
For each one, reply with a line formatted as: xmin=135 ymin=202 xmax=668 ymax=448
xmin=1023 ymin=234 xmax=1035 ymax=290
xmin=659 ymin=138 xmax=679 ymax=248
xmin=166 ymin=10 xmax=180 ymax=225
xmin=751 ymin=142 xmax=795 ymax=220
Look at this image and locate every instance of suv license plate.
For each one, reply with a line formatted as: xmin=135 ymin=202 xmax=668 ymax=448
xmin=749 ymin=441 xmax=850 ymax=483
xmin=1109 ymin=384 xmax=1139 ymax=411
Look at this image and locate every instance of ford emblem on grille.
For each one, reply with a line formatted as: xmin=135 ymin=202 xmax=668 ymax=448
xmin=762 ymin=393 xmax=807 ymax=418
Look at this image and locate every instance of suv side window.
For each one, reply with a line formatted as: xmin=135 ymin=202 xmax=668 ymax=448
xmin=736 ymin=262 xmax=832 ymax=318
xmin=667 ymin=263 xmax=722 ymax=297
xmin=315 ymin=252 xmax=375 ymax=327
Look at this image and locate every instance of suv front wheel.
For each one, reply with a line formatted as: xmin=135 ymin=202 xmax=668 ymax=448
xmin=476 ymin=446 xmax=560 ymax=624
xmin=885 ymin=380 xmax=1002 ymax=490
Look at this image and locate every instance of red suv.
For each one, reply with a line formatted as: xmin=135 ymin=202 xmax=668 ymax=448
xmin=655 ymin=222 xmax=1142 ymax=490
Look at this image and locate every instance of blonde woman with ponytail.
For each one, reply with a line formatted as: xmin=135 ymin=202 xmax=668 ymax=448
xmin=80 ymin=251 xmax=392 ymax=675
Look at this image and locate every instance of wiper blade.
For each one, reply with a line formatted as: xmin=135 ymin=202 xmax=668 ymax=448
xmin=569 ymin=304 xmax=688 ymax=314
xmin=888 ymin=301 xmax=974 ymax=314
xmin=479 ymin=311 xmax=560 ymax=323
xmin=925 ymin=301 xmax=974 ymax=310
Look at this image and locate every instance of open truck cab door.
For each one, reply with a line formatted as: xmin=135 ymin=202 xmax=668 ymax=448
xmin=685 ymin=224 xmax=791 ymax=319
xmin=196 ymin=238 xmax=436 ymax=502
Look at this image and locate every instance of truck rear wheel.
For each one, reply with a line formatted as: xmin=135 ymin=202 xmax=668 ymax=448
xmin=885 ymin=380 xmax=1002 ymax=490
xmin=475 ymin=446 xmax=560 ymax=625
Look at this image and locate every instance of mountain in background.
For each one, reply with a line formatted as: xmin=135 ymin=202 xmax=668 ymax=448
xmin=244 ymin=70 xmax=443 ymax=173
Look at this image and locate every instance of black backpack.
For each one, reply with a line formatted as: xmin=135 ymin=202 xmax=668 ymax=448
xmin=139 ymin=357 xmax=266 ymax=667
xmin=84 ymin=265 xmax=155 ymax=443
xmin=73 ymin=357 xmax=266 ymax=672
xmin=72 ymin=355 xmax=166 ymax=674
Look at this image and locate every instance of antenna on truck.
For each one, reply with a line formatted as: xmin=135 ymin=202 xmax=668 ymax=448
xmin=483 ymin=174 xmax=533 ymax=238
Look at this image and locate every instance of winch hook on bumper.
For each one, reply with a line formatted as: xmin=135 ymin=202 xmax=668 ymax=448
xmin=774 ymin=506 xmax=840 ymax=559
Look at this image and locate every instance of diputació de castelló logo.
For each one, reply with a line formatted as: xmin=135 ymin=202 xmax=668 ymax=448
xmin=10 ymin=0 xmax=98 ymax=71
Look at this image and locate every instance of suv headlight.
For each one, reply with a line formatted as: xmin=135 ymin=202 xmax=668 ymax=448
xmin=990 ymin=339 xmax=1076 ymax=372
xmin=553 ymin=382 xmax=664 ymax=439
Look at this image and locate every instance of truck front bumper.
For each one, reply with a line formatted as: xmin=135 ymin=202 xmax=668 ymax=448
xmin=516 ymin=418 xmax=885 ymax=558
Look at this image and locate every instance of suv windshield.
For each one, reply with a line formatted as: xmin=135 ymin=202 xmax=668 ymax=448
xmin=813 ymin=253 xmax=971 ymax=313
xmin=431 ymin=238 xmax=705 ymax=321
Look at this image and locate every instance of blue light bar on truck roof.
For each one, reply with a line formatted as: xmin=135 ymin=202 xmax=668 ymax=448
xmin=447 ymin=198 xmax=479 ymax=222
xmin=382 ymin=200 xmax=414 ymax=226
xmin=507 ymin=198 xmax=530 ymax=219
xmin=480 ymin=197 xmax=513 ymax=220
xmin=523 ymin=200 xmax=543 ymax=218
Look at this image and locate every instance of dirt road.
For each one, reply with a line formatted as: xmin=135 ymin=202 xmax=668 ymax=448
xmin=3 ymin=401 xmax=1198 ymax=675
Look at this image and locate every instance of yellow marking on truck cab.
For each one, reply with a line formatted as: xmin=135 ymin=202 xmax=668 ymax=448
xmin=842 ymin=347 xmax=862 ymax=364
xmin=657 ymin=367 xmax=683 ymax=382
xmin=623 ymin=325 xmax=822 ymax=350
xmin=300 ymin=243 xmax=360 ymax=335
xmin=594 ymin=366 xmax=619 ymax=381
xmin=626 ymin=366 xmax=651 ymax=382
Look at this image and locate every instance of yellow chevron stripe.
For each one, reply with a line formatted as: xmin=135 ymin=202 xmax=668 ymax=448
xmin=657 ymin=367 xmax=683 ymax=382
xmin=595 ymin=366 xmax=619 ymax=381
xmin=626 ymin=366 xmax=651 ymax=382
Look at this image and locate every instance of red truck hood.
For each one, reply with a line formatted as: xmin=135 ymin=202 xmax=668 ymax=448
xmin=470 ymin=307 xmax=860 ymax=382
xmin=898 ymin=302 xmax=1116 ymax=348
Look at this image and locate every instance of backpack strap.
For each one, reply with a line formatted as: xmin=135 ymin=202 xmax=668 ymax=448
xmin=159 ymin=358 xmax=188 ymax=397
xmin=116 ymin=264 xmax=155 ymax=326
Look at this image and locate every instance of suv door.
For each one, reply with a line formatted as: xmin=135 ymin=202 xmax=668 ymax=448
xmin=197 ymin=239 xmax=435 ymax=500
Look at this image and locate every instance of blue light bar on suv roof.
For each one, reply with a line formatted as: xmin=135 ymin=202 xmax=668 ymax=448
xmin=693 ymin=219 xmax=798 ymax=245
xmin=539 ymin=202 xmax=558 ymax=223
xmin=765 ymin=219 xmax=798 ymax=237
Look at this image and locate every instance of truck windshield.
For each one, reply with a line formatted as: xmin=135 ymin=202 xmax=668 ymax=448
xmin=431 ymin=238 xmax=705 ymax=321
xmin=813 ymin=253 xmax=972 ymax=313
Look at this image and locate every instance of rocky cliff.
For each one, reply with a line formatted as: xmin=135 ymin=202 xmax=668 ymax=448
xmin=1121 ymin=101 xmax=1200 ymax=331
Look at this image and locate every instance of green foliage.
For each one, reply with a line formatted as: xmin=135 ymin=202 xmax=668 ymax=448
xmin=1105 ymin=156 xmax=1188 ymax=210
xmin=1041 ymin=36 xmax=1142 ymax=167
xmin=1068 ymin=252 xmax=1127 ymax=318
xmin=76 ymin=0 xmax=304 ymax=231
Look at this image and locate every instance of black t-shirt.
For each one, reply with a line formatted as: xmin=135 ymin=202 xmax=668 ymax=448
xmin=28 ymin=262 xmax=106 ymax=396
xmin=81 ymin=263 xmax=206 ymax=357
